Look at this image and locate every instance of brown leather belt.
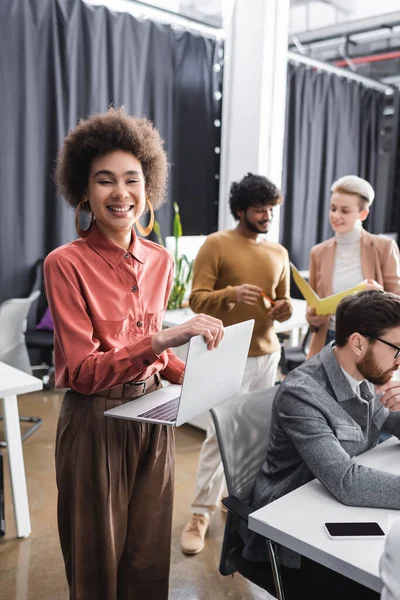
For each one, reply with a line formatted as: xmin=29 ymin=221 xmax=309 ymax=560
xmin=96 ymin=373 xmax=160 ymax=400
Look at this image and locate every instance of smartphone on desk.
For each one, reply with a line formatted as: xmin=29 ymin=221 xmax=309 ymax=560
xmin=324 ymin=522 xmax=385 ymax=540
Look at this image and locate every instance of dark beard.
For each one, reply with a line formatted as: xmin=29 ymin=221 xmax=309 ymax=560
xmin=244 ymin=213 xmax=269 ymax=234
xmin=356 ymin=346 xmax=396 ymax=386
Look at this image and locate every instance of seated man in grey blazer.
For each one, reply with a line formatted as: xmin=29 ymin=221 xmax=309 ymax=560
xmin=244 ymin=290 xmax=400 ymax=599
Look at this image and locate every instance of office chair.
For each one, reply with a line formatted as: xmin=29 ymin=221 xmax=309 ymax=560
xmin=0 ymin=290 xmax=43 ymax=446
xmin=0 ymin=291 xmax=40 ymax=373
xmin=25 ymin=259 xmax=54 ymax=388
xmin=280 ymin=328 xmax=310 ymax=375
xmin=210 ymin=386 xmax=286 ymax=600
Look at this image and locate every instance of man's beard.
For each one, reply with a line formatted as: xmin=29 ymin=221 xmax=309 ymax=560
xmin=244 ymin=213 xmax=270 ymax=234
xmin=356 ymin=346 xmax=397 ymax=385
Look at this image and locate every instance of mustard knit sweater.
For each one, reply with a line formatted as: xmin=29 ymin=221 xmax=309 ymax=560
xmin=189 ymin=229 xmax=291 ymax=356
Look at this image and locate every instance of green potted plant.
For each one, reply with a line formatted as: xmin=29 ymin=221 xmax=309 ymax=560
xmin=154 ymin=203 xmax=194 ymax=310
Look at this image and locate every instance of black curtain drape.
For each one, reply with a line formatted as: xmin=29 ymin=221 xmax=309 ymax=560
xmin=0 ymin=0 xmax=222 ymax=302
xmin=281 ymin=61 xmax=386 ymax=270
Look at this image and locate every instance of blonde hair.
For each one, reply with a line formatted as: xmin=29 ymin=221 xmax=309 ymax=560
xmin=331 ymin=175 xmax=374 ymax=209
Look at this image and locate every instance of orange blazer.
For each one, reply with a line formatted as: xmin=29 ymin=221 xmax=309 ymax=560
xmin=307 ymin=230 xmax=400 ymax=357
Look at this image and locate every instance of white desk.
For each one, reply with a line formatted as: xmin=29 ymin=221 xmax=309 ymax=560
xmin=164 ymin=298 xmax=307 ymax=346
xmin=274 ymin=298 xmax=307 ymax=345
xmin=0 ymin=361 xmax=43 ymax=538
xmin=249 ymin=437 xmax=400 ymax=593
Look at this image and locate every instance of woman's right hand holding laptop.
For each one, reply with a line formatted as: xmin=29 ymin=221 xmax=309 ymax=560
xmin=151 ymin=314 xmax=224 ymax=354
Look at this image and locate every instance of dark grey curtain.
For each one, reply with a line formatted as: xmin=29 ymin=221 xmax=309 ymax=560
xmin=0 ymin=0 xmax=222 ymax=302
xmin=172 ymin=30 xmax=222 ymax=235
xmin=281 ymin=61 xmax=386 ymax=270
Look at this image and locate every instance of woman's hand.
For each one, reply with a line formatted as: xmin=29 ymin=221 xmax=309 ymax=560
xmin=364 ymin=279 xmax=383 ymax=291
xmin=151 ymin=314 xmax=224 ymax=354
xmin=306 ymin=306 xmax=329 ymax=329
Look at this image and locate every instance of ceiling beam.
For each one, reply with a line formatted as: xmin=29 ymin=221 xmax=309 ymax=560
xmin=291 ymin=0 xmax=352 ymax=12
xmin=319 ymin=0 xmax=352 ymax=12
xmin=290 ymin=10 xmax=400 ymax=45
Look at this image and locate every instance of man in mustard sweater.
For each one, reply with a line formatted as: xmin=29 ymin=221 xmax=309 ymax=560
xmin=181 ymin=173 xmax=292 ymax=555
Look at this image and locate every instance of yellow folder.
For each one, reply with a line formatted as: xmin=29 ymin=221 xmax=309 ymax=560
xmin=290 ymin=262 xmax=367 ymax=315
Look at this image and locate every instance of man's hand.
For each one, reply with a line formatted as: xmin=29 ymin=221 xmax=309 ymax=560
xmin=269 ymin=299 xmax=292 ymax=322
xmin=151 ymin=314 xmax=224 ymax=354
xmin=306 ymin=306 xmax=329 ymax=329
xmin=235 ymin=283 xmax=262 ymax=305
xmin=376 ymin=380 xmax=400 ymax=412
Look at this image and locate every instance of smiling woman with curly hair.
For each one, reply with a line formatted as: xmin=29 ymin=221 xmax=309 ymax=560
xmin=56 ymin=108 xmax=168 ymax=213
xmin=44 ymin=108 xmax=223 ymax=600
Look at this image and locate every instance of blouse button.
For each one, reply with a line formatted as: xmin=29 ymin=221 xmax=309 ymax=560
xmin=143 ymin=359 xmax=150 ymax=366
xmin=124 ymin=253 xmax=129 ymax=259
xmin=131 ymin=286 xmax=138 ymax=292
xmin=137 ymin=320 xmax=143 ymax=327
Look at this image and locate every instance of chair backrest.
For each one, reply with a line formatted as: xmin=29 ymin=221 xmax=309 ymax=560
xmin=301 ymin=327 xmax=311 ymax=353
xmin=211 ymin=386 xmax=278 ymax=501
xmin=0 ymin=290 xmax=40 ymax=372
xmin=26 ymin=259 xmax=47 ymax=331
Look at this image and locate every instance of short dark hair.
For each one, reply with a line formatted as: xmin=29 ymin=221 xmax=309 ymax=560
xmin=55 ymin=107 xmax=168 ymax=212
xmin=229 ymin=173 xmax=282 ymax=220
xmin=335 ymin=290 xmax=400 ymax=347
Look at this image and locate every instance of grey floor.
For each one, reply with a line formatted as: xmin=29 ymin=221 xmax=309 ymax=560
xmin=0 ymin=389 xmax=273 ymax=600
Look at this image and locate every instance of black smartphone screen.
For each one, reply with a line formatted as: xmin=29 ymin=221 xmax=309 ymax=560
xmin=325 ymin=522 xmax=385 ymax=537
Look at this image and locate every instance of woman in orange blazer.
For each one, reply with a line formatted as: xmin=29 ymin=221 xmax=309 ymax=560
xmin=307 ymin=175 xmax=400 ymax=357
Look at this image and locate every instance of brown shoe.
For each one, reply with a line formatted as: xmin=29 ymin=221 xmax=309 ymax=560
xmin=180 ymin=513 xmax=210 ymax=555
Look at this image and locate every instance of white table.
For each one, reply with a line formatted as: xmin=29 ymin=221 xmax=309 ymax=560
xmin=274 ymin=298 xmax=307 ymax=345
xmin=164 ymin=298 xmax=307 ymax=346
xmin=249 ymin=437 xmax=400 ymax=593
xmin=0 ymin=361 xmax=43 ymax=537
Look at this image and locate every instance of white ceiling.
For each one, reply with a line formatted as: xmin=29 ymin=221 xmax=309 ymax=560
xmin=291 ymin=0 xmax=351 ymax=11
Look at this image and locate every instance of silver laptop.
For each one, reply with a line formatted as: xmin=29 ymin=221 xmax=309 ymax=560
xmin=104 ymin=319 xmax=254 ymax=427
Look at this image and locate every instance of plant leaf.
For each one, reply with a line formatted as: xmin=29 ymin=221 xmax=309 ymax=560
xmin=173 ymin=202 xmax=183 ymax=239
xmin=153 ymin=220 xmax=164 ymax=247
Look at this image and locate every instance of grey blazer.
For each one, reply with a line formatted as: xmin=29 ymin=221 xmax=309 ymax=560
xmin=244 ymin=344 xmax=400 ymax=565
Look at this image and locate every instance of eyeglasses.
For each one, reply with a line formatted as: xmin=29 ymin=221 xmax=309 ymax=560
xmin=362 ymin=334 xmax=400 ymax=359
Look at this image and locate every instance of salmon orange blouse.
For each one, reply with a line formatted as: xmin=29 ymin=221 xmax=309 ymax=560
xmin=44 ymin=222 xmax=185 ymax=395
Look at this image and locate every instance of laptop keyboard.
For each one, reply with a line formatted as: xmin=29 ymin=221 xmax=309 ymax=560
xmin=137 ymin=397 xmax=180 ymax=422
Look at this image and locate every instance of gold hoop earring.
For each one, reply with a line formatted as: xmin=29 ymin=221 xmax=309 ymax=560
xmin=75 ymin=200 xmax=94 ymax=238
xmin=135 ymin=198 xmax=154 ymax=237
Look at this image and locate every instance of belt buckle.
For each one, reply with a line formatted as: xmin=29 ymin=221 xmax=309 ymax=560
xmin=124 ymin=379 xmax=146 ymax=398
xmin=128 ymin=379 xmax=146 ymax=387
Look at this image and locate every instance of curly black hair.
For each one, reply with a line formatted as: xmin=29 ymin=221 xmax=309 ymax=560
xmin=229 ymin=173 xmax=282 ymax=220
xmin=55 ymin=107 xmax=168 ymax=212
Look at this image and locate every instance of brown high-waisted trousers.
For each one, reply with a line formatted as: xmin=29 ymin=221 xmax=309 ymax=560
xmin=55 ymin=382 xmax=174 ymax=600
